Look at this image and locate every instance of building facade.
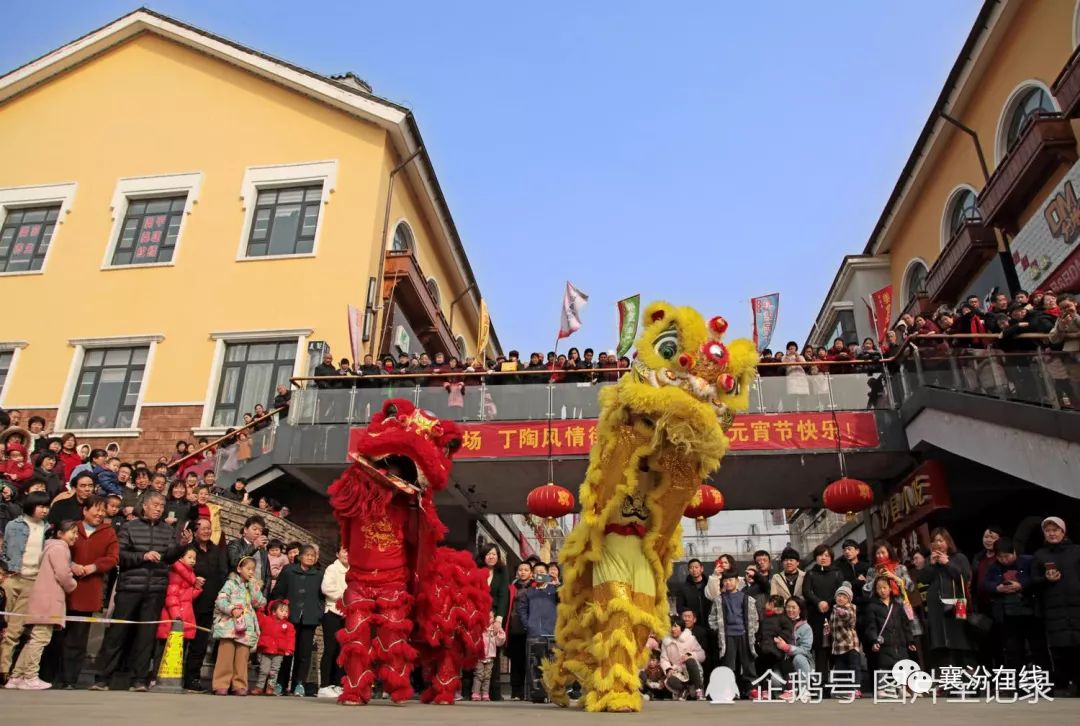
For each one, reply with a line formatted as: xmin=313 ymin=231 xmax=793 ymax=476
xmin=0 ymin=9 xmax=498 ymax=461
xmin=799 ymin=0 xmax=1080 ymax=555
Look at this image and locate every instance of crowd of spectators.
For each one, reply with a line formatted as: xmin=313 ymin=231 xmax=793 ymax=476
xmin=0 ymin=406 xmax=329 ymax=695
xmin=310 ymin=348 xmax=632 ymax=389
xmin=664 ymin=521 xmax=1080 ymax=701
xmin=756 ymin=289 xmax=1079 ymax=410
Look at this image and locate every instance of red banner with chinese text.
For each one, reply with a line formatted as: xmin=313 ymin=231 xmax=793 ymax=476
xmin=870 ymin=285 xmax=893 ymax=343
xmin=348 ymin=412 xmax=879 ymax=460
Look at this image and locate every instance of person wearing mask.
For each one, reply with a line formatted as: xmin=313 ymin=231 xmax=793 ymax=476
xmin=518 ymin=562 xmax=559 ymax=703
xmin=184 ymin=518 xmax=228 ymax=693
xmin=91 ymin=491 xmax=192 ymax=691
xmin=506 ymin=561 xmax=533 ymax=700
xmin=317 ymin=545 xmax=348 ymax=699
xmin=59 ymin=496 xmax=119 ymax=689
xmin=770 ymin=547 xmax=805 ymax=600
xmin=1031 ymin=517 xmax=1080 ymax=697
xmin=271 ymin=544 xmax=324 ymax=696
xmin=0 ymin=491 xmax=50 ymax=683
xmin=803 ymin=544 xmax=844 ymax=673
xmin=917 ymin=527 xmax=975 ymax=673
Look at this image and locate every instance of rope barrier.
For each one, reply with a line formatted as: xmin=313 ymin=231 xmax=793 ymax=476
xmin=0 ymin=611 xmax=211 ymax=633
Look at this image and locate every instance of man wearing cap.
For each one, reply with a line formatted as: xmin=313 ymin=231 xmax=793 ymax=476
xmin=770 ymin=547 xmax=805 ymax=600
xmin=1032 ymin=516 xmax=1080 ymax=696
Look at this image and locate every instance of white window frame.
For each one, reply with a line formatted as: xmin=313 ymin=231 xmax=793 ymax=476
xmin=236 ymin=161 xmax=337 ymax=262
xmin=0 ymin=341 xmax=28 ymax=408
xmin=426 ymin=276 xmax=441 ymax=307
xmin=389 ymin=218 xmax=415 ymax=252
xmin=939 ymin=183 xmax=980 ymax=251
xmin=197 ymin=328 xmax=313 ymax=436
xmin=994 ymin=81 xmax=1059 ymax=165
xmin=0 ymin=181 xmax=78 ymax=276
xmin=101 ymin=172 xmax=203 ymax=270
xmin=56 ymin=334 xmax=164 ymax=437
xmin=901 ymin=257 xmax=930 ymax=307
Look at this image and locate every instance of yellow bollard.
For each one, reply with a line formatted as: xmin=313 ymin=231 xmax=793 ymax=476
xmin=155 ymin=620 xmax=186 ymax=693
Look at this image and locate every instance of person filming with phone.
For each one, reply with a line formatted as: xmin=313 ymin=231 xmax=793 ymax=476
xmin=1033 ymin=516 xmax=1080 ymax=697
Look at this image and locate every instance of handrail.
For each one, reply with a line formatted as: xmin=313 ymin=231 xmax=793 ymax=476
xmin=169 ymin=406 xmax=285 ymax=471
xmin=288 ymin=333 xmax=1078 ymax=385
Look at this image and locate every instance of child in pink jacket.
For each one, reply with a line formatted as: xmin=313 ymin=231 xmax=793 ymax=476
xmin=7 ymin=520 xmax=78 ymax=690
xmin=470 ymin=612 xmax=506 ymax=701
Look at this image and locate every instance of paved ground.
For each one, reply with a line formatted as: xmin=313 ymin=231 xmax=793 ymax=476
xmin=0 ymin=691 xmax=1069 ymax=726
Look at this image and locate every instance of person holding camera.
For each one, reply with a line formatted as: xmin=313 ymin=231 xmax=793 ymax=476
xmin=517 ymin=562 xmax=559 ymax=702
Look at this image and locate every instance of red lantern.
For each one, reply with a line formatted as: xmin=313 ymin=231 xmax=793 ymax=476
xmin=684 ymin=484 xmax=725 ymax=533
xmin=823 ymin=477 xmax=874 ymax=519
xmin=527 ymin=482 xmax=575 ymax=528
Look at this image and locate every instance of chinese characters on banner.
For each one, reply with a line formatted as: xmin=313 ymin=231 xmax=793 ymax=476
xmin=348 ymin=411 xmax=880 ymax=460
xmin=869 ymin=285 xmax=893 ymax=344
xmin=751 ymin=293 xmax=780 ymax=354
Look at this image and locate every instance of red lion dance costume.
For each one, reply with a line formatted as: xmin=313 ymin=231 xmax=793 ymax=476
xmin=327 ymin=399 xmax=491 ymax=705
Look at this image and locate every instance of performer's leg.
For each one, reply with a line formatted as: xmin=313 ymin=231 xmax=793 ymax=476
xmin=372 ymin=588 xmax=416 ymax=704
xmin=583 ymin=601 xmax=651 ymax=713
xmin=337 ymin=583 xmax=377 ymax=705
xmin=420 ymin=648 xmax=460 ymax=705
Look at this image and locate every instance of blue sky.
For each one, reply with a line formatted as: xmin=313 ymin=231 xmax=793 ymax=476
xmin=3 ymin=1 xmax=981 ymax=353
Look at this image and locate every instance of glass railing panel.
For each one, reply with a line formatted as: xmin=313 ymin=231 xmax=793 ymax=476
xmin=415 ymin=382 xmax=485 ymax=422
xmin=754 ymin=372 xmax=831 ymax=413
xmin=550 ymin=381 xmax=612 ymax=420
xmin=829 ymin=372 xmax=890 ymax=410
xmin=483 ymin=382 xmax=551 ymax=421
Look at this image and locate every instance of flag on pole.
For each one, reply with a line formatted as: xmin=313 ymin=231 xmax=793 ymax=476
xmin=476 ymin=299 xmax=490 ymax=357
xmin=751 ymin=293 xmax=780 ymax=353
xmin=869 ymin=285 xmax=893 ymax=343
xmin=615 ymin=294 xmax=640 ymax=358
xmin=558 ymin=281 xmax=589 ymax=340
xmin=347 ymin=305 xmax=363 ymax=365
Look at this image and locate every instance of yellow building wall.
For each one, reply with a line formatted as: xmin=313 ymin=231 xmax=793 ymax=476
xmin=0 ymin=33 xmax=477 ymax=407
xmin=884 ymin=0 xmax=1077 ymax=295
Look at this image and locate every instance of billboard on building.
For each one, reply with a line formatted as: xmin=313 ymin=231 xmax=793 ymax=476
xmin=1010 ymin=157 xmax=1080 ymax=293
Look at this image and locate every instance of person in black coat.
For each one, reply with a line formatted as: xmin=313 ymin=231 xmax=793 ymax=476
xmin=184 ymin=517 xmax=229 ymax=692
xmin=836 ymin=539 xmax=871 ymax=608
xmin=674 ymin=559 xmax=710 ymax=630
xmin=313 ymin=353 xmax=340 ymax=389
xmin=754 ymin=595 xmax=794 ymax=689
xmin=32 ymin=452 xmax=64 ymax=500
xmin=917 ymin=527 xmax=975 ymax=671
xmin=227 ymin=515 xmax=272 ymax=600
xmin=863 ymin=575 xmax=916 ymax=674
xmin=1031 ymin=517 xmax=1080 ymax=696
xmin=271 ymin=545 xmax=325 ymax=695
xmin=803 ymin=544 xmax=845 ymax=673
xmin=92 ymin=491 xmax=190 ymax=690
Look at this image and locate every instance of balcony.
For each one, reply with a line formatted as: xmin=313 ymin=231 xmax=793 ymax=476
xmin=925 ymin=220 xmax=998 ymax=305
xmin=382 ymin=250 xmax=457 ymax=355
xmin=1052 ymin=44 xmax=1080 ymax=118
xmin=900 ymin=290 xmax=931 ymax=319
xmin=977 ymin=113 xmax=1078 ymax=234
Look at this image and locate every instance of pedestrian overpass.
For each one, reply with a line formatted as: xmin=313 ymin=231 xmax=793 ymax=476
xmin=216 ymin=352 xmax=1079 ymax=517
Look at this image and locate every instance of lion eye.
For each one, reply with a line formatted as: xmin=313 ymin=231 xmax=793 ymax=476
xmin=653 ymin=327 xmax=678 ymax=360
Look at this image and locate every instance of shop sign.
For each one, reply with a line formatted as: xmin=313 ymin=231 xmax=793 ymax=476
xmin=872 ymin=460 xmax=951 ymax=539
xmin=1010 ymin=157 xmax=1080 ymax=293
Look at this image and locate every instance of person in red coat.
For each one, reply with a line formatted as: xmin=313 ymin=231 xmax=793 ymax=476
xmin=253 ymin=599 xmax=295 ymax=695
xmin=60 ymin=495 xmax=119 ymax=688
xmin=156 ymin=550 xmax=203 ymax=641
xmin=57 ymin=433 xmax=83 ymax=485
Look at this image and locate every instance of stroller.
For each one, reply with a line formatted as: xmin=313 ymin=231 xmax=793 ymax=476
xmin=525 ymin=635 xmax=556 ymax=703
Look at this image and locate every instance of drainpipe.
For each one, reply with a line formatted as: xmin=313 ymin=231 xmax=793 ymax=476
xmin=939 ymin=112 xmax=1022 ymax=295
xmin=368 ymin=147 xmax=425 ymax=358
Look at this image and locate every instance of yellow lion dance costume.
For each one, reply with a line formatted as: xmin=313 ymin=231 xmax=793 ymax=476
xmin=542 ymin=301 xmax=757 ymax=712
